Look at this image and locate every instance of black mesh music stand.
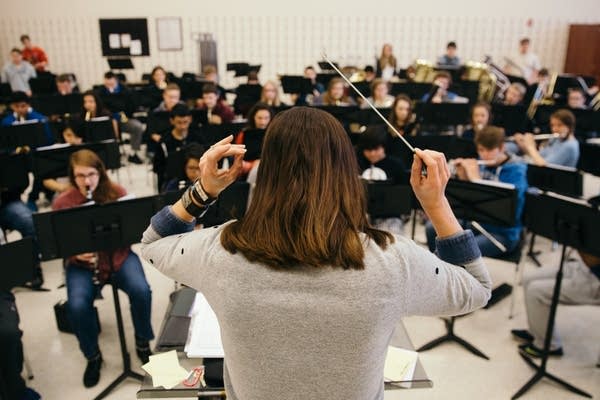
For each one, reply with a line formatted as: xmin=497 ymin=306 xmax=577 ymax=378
xmin=417 ymin=179 xmax=518 ymax=360
xmin=525 ymin=164 xmax=584 ymax=266
xmin=0 ymin=122 xmax=48 ymax=149
xmin=364 ymin=182 xmax=412 ymax=218
xmin=512 ymin=192 xmax=598 ymax=399
xmin=33 ymin=195 xmax=162 ymax=400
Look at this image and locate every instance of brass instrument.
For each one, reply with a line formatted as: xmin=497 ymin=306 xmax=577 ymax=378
xmin=412 ymin=59 xmax=436 ymax=83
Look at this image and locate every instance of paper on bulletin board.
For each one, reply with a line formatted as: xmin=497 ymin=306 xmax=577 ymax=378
xmin=108 ymin=34 xmax=121 ymax=49
xmin=130 ymin=39 xmax=142 ymax=55
xmin=120 ymin=34 xmax=131 ymax=48
xmin=157 ymin=17 xmax=182 ymax=50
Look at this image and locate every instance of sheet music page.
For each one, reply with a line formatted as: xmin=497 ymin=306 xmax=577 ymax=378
xmin=184 ymin=292 xmax=224 ymax=358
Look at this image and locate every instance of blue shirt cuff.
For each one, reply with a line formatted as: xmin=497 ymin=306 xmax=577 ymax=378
xmin=150 ymin=205 xmax=195 ymax=238
xmin=435 ymin=229 xmax=481 ymax=266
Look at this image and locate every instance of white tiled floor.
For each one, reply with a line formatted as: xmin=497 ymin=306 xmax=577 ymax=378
xmin=9 ymin=162 xmax=600 ymax=400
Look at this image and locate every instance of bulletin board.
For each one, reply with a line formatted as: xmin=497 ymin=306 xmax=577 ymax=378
xmin=157 ymin=17 xmax=183 ymax=51
xmin=99 ymin=18 xmax=150 ymax=57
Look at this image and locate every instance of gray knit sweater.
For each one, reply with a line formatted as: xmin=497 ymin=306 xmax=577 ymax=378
xmin=141 ymin=206 xmax=491 ymax=400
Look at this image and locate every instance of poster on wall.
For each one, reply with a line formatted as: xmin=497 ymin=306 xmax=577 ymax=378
xmin=157 ymin=17 xmax=183 ymax=51
xmin=99 ymin=18 xmax=150 ymax=57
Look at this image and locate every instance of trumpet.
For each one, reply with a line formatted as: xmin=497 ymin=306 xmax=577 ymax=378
xmin=506 ymin=133 xmax=560 ymax=142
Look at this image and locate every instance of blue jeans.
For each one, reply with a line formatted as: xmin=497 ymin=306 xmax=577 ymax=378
xmin=0 ymin=200 xmax=39 ymax=257
xmin=426 ymin=221 xmax=515 ymax=258
xmin=66 ymin=251 xmax=154 ymax=359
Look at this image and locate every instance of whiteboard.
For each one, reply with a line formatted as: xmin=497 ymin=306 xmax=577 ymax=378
xmin=156 ymin=17 xmax=182 ymax=51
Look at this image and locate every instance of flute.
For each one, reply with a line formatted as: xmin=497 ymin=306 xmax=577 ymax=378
xmin=506 ymin=133 xmax=560 ymax=142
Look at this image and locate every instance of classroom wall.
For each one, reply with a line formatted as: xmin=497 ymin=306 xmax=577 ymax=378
xmin=1 ymin=0 xmax=599 ymax=91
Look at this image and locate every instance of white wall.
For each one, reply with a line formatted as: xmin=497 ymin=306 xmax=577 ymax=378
xmin=1 ymin=0 xmax=599 ymax=91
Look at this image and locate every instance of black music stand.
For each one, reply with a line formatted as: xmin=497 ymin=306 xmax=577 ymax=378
xmin=0 ymin=237 xmax=36 ymax=292
xmin=33 ymin=196 xmax=162 ymax=400
xmin=491 ymin=104 xmax=530 ymax=136
xmin=512 ymin=192 xmax=598 ymax=399
xmin=0 ymin=122 xmax=48 ymax=149
xmin=525 ymin=164 xmax=584 ymax=266
xmin=413 ymin=102 xmax=470 ymax=127
xmin=0 ymin=153 xmax=29 ymax=193
xmin=364 ymin=182 xmax=412 ymax=218
xmin=242 ymin=129 xmax=266 ymax=161
xmin=31 ymin=140 xmax=121 ymax=179
xmin=107 ymin=58 xmax=134 ymax=70
xmin=578 ymin=142 xmax=600 ymax=177
xmin=417 ymin=179 xmax=518 ymax=360
xmin=83 ymin=118 xmax=115 ymax=142
xmin=280 ymin=76 xmax=313 ymax=95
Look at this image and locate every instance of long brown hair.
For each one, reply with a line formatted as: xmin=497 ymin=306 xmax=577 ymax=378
xmin=221 ymin=107 xmax=394 ymax=269
xmin=68 ymin=149 xmax=120 ymax=204
xmin=388 ymin=94 xmax=414 ymax=133
xmin=322 ymin=77 xmax=352 ymax=105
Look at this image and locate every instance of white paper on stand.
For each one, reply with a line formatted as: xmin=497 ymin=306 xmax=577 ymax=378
xmin=383 ymin=346 xmax=418 ymax=386
xmin=184 ymin=292 xmax=224 ymax=358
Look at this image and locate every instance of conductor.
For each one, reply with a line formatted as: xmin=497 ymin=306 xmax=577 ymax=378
xmin=141 ymin=107 xmax=492 ymax=400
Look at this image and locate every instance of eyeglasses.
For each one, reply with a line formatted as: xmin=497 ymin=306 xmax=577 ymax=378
xmin=74 ymin=171 xmax=99 ymax=181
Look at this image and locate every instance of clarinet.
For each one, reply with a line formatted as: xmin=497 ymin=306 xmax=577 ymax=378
xmin=86 ymin=186 xmax=101 ymax=286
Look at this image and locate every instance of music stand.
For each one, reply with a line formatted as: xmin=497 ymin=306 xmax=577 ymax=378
xmin=0 ymin=122 xmax=48 ymax=149
xmin=414 ymin=103 xmax=470 ymax=127
xmin=512 ymin=192 xmax=598 ymax=399
xmin=83 ymin=118 xmax=115 ymax=142
xmin=389 ymin=82 xmax=432 ymax=99
xmin=107 ymin=58 xmax=134 ymax=70
xmin=242 ymin=129 xmax=266 ymax=161
xmin=364 ymin=182 xmax=412 ymax=218
xmin=491 ymin=104 xmax=530 ymax=136
xmin=280 ymin=76 xmax=313 ymax=95
xmin=0 ymin=237 xmax=35 ymax=291
xmin=525 ymin=164 xmax=584 ymax=266
xmin=0 ymin=153 xmax=30 ymax=194
xmin=417 ymin=179 xmax=518 ymax=360
xmin=31 ymin=140 xmax=121 ymax=180
xmin=33 ymin=195 xmax=163 ymax=400
xmin=578 ymin=142 xmax=600 ymax=176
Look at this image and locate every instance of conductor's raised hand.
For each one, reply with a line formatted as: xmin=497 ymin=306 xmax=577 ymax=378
xmin=410 ymin=149 xmax=462 ymax=238
xmin=199 ymin=135 xmax=246 ymax=198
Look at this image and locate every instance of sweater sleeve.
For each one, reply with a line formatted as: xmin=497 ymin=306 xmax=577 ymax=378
xmin=395 ymin=230 xmax=492 ymax=317
xmin=140 ymin=205 xmax=220 ymax=289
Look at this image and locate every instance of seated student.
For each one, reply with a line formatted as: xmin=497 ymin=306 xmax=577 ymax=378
xmin=437 ymin=41 xmax=461 ymax=67
xmin=357 ymin=127 xmax=407 ymax=235
xmin=148 ymin=83 xmax=185 ymax=143
xmin=363 ymin=65 xmax=376 ymax=83
xmin=361 ymin=79 xmax=394 ymax=109
xmin=512 ymin=250 xmax=600 ymax=357
xmin=567 ymin=87 xmax=588 ymax=110
xmin=292 ymin=66 xmax=326 ymax=106
xmin=513 ymin=109 xmax=580 ymax=168
xmin=162 ymin=143 xmax=205 ymax=192
xmin=260 ymin=80 xmax=285 ymax=107
xmin=154 ymin=104 xmax=206 ymax=190
xmin=80 ymin=90 xmax=118 ymax=137
xmin=421 ymin=71 xmax=466 ymax=103
xmin=142 ymin=66 xmax=168 ymax=109
xmin=426 ymin=126 xmax=527 ymax=257
xmin=234 ymin=102 xmax=273 ymax=178
xmin=462 ymin=102 xmax=492 ymax=141
xmin=384 ymin=94 xmax=417 ymax=157
xmin=2 ymin=91 xmax=54 ymax=211
xmin=313 ymin=77 xmax=357 ymax=106
xmin=195 ymin=83 xmax=235 ymax=125
xmin=1 ymin=48 xmax=36 ymax=96
xmin=97 ymin=71 xmax=145 ymax=164
xmin=52 ymin=149 xmax=154 ymax=388
xmin=201 ymin=64 xmax=227 ymax=102
xmin=0 ymin=283 xmax=41 ymax=400
xmin=55 ymin=73 xmax=77 ymax=95
xmin=377 ymin=43 xmax=397 ymax=82
xmin=42 ymin=121 xmax=85 ymax=195
xmin=503 ymin=82 xmax=527 ymax=106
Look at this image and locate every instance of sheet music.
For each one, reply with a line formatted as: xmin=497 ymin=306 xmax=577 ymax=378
xmin=184 ymin=292 xmax=224 ymax=358
xmin=384 ymin=346 xmax=418 ymax=386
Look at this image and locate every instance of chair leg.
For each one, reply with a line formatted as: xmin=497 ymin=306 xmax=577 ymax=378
xmin=509 ymin=260 xmax=524 ymax=319
xmin=23 ymin=351 xmax=34 ymax=380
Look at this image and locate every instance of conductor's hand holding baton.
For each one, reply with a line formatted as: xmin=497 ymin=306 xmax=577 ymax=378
xmin=173 ymin=135 xmax=246 ymax=222
xmin=410 ymin=148 xmax=463 ymax=239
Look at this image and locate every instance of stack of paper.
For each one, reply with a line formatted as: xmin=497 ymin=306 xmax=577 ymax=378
xmin=184 ymin=292 xmax=225 ymax=358
xmin=141 ymin=350 xmax=189 ymax=389
xmin=383 ymin=346 xmax=418 ymax=386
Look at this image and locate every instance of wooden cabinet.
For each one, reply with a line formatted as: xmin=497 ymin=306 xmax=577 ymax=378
xmin=564 ymin=24 xmax=600 ymax=85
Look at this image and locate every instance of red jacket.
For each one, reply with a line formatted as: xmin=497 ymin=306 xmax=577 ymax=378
xmin=22 ymin=46 xmax=48 ymax=71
